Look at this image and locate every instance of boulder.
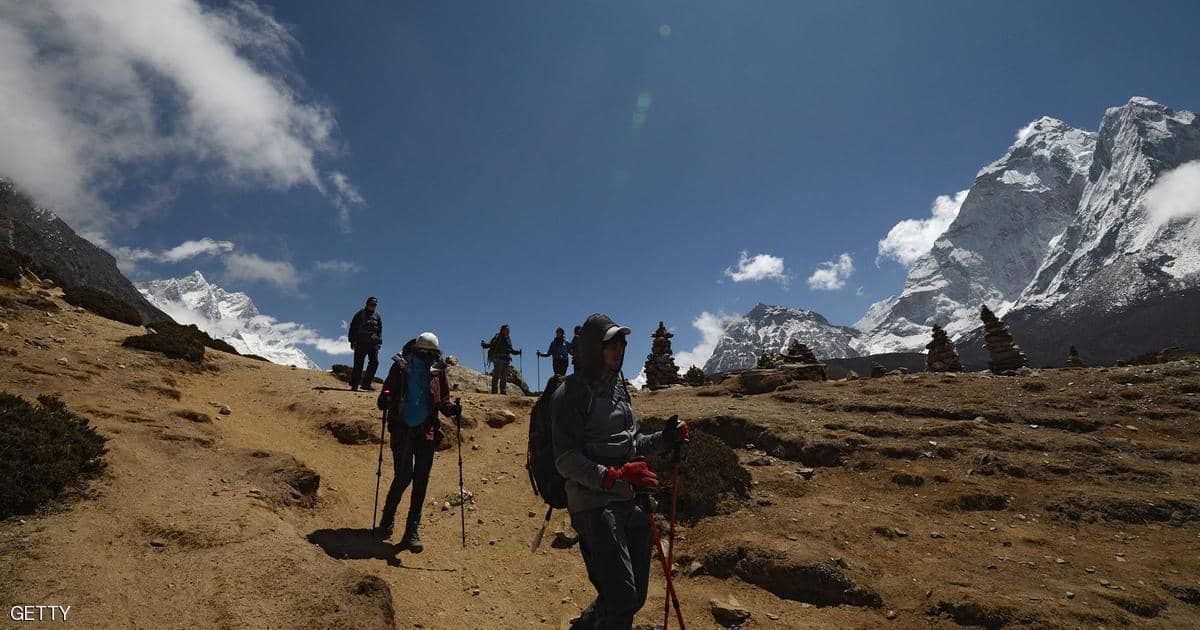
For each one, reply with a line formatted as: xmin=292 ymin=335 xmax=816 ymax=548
xmin=710 ymin=596 xmax=751 ymax=626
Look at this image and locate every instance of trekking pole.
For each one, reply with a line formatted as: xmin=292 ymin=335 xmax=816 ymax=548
xmin=372 ymin=408 xmax=388 ymax=530
xmin=530 ymin=505 xmax=553 ymax=552
xmin=455 ymin=397 xmax=466 ymax=547
xmin=664 ymin=440 xmax=684 ymax=628
xmin=645 ymin=497 xmax=686 ymax=629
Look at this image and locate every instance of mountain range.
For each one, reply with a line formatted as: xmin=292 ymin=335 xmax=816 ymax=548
xmin=706 ymin=97 xmax=1199 ymax=373
xmin=138 ymin=272 xmax=323 ymax=370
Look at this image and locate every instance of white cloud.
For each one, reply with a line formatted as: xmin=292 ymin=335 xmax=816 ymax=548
xmin=83 ymin=233 xmax=234 ymax=273
xmin=328 ymin=171 xmax=365 ymax=233
xmin=723 ymin=251 xmax=788 ymax=284
xmin=674 ymin=312 xmax=740 ymax=374
xmin=1145 ymin=160 xmax=1200 ymax=225
xmin=807 ymin=253 xmax=855 ymax=291
xmin=224 ymin=253 xmax=300 ymax=290
xmin=877 ymin=190 xmax=968 ymax=266
xmin=159 ymin=238 xmax=235 ymax=263
xmin=314 ymin=259 xmax=362 ymax=274
xmin=0 ymin=1 xmax=358 ymax=227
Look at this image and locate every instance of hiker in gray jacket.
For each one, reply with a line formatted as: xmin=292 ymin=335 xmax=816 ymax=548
xmin=551 ymin=313 xmax=688 ymax=629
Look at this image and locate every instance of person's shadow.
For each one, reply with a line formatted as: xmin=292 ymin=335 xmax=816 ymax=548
xmin=307 ymin=528 xmax=403 ymax=566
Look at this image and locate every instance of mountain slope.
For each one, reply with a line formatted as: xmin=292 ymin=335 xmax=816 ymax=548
xmin=138 ymin=271 xmax=323 ymax=369
xmin=960 ymin=97 xmax=1200 ymax=366
xmin=858 ymin=118 xmax=1096 ymax=353
xmin=0 ymin=179 xmax=170 ymax=322
xmin=703 ymin=303 xmax=864 ymax=374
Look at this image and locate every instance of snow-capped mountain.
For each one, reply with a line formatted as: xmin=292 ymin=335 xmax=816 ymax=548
xmin=857 ymin=117 xmax=1096 ymax=354
xmin=959 ymin=97 xmax=1200 ymax=366
xmin=703 ymin=303 xmax=865 ymax=374
xmin=137 ymin=271 xmax=324 ymax=369
xmin=861 ymin=96 xmax=1199 ymax=366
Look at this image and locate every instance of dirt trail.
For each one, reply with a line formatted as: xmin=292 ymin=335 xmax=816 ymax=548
xmin=2 ymin=284 xmax=1199 ymax=629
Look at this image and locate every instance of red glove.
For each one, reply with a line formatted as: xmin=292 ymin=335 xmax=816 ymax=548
xmin=603 ymin=461 xmax=659 ymax=490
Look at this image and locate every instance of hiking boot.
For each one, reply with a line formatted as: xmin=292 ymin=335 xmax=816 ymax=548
xmin=374 ymin=524 xmax=393 ymax=539
xmin=361 ymin=384 xmax=375 ymax=391
xmin=402 ymin=529 xmax=423 ymax=553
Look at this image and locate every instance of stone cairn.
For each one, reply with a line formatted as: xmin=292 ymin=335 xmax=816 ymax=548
xmin=781 ymin=339 xmax=818 ymax=364
xmin=869 ymin=361 xmax=886 ymax=378
xmin=1065 ymin=346 xmax=1085 ymax=368
xmin=924 ymin=324 xmax=963 ymax=372
xmin=780 ymin=338 xmax=826 ymax=381
xmin=643 ymin=321 xmax=684 ymax=390
xmin=757 ymin=352 xmax=781 ymax=369
xmin=980 ymin=305 xmax=1027 ymax=373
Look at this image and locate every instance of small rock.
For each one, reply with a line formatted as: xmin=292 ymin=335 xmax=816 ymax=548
xmin=930 ymin=531 xmax=945 ymax=539
xmin=488 ymin=538 xmax=497 ymax=546
xmin=486 ymin=409 xmax=517 ymax=428
xmin=748 ymin=456 xmax=775 ymax=466
xmin=528 ymin=510 xmax=537 ymax=518
xmin=472 ymin=444 xmax=481 ymax=451
xmin=795 ymin=468 xmax=816 ymax=480
xmin=886 ymin=610 xmax=897 ymax=620
xmin=1066 ymin=591 xmax=1076 ymax=599
xmin=219 ymin=404 xmax=232 ymax=415
xmin=477 ymin=518 xmax=485 ymax=524
xmin=710 ymin=596 xmax=751 ymax=626
xmin=471 ymin=587 xmax=480 ymax=596
xmin=767 ymin=613 xmax=780 ymax=621
xmin=56 ymin=357 xmax=69 ymax=365
xmin=1085 ymin=566 xmax=1096 ymax=574
xmin=442 ymin=502 xmax=451 ymax=511
xmin=685 ymin=561 xmax=704 ymax=577
xmin=149 ymin=538 xmax=167 ymax=548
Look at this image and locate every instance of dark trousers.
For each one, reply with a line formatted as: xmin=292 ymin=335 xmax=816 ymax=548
xmin=491 ymin=360 xmax=510 ymax=394
xmin=379 ymin=424 xmax=435 ymax=532
xmin=553 ymin=357 xmax=569 ymax=376
xmin=569 ymin=500 xmax=652 ymax=630
xmin=350 ymin=344 xmax=380 ymax=389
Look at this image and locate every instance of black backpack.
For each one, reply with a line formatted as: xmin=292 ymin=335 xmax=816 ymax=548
xmin=526 ymin=374 xmax=570 ymax=509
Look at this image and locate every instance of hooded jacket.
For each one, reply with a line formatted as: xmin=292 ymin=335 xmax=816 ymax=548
xmin=551 ymin=314 xmax=668 ymax=513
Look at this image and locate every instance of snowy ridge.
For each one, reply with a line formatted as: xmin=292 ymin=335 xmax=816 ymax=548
xmin=863 ymin=96 xmax=1200 ymax=366
xmin=703 ymin=303 xmax=865 ymax=374
xmin=858 ymin=116 xmax=1097 ymax=353
xmin=138 ymin=271 xmax=324 ymax=369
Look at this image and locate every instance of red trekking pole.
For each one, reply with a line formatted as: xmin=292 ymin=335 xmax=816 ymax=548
xmin=647 ymin=508 xmax=686 ymax=629
xmin=664 ymin=443 xmax=683 ymax=628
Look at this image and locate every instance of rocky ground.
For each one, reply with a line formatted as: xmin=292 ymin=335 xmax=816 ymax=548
xmin=1 ymin=281 xmax=1198 ymax=628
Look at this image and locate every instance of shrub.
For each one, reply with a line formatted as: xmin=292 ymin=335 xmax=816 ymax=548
xmin=123 ymin=329 xmax=205 ymax=362
xmin=642 ymin=417 xmax=751 ymax=523
xmin=144 ymin=321 xmax=239 ymax=355
xmin=62 ymin=286 xmax=142 ymax=326
xmin=0 ymin=248 xmax=31 ymax=283
xmin=0 ymin=393 xmax=107 ymax=518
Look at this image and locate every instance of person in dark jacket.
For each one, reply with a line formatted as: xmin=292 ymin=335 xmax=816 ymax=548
xmin=348 ymin=297 xmax=383 ymax=391
xmin=481 ymin=324 xmax=521 ymax=394
xmin=537 ymin=327 xmax=571 ymax=377
xmin=552 ymin=314 xmax=688 ymax=629
xmin=375 ymin=332 xmax=462 ymax=551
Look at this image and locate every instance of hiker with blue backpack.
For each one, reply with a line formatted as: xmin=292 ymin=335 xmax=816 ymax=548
xmin=544 ymin=314 xmax=688 ymax=629
xmin=373 ymin=332 xmax=462 ymax=552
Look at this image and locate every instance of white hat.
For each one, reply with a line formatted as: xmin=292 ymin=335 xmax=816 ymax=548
xmin=603 ymin=324 xmax=631 ymax=342
xmin=414 ymin=332 xmax=441 ymax=353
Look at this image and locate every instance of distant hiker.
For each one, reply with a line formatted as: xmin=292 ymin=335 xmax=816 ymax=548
xmin=537 ymin=327 xmax=571 ymax=377
xmin=552 ymin=314 xmax=689 ymax=629
xmin=348 ymin=297 xmax=383 ymax=391
xmin=481 ymin=324 xmax=521 ymax=394
xmin=375 ymin=332 xmax=462 ymax=551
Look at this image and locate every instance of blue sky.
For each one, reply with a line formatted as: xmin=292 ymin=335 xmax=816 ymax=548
xmin=2 ymin=1 xmax=1199 ymax=373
